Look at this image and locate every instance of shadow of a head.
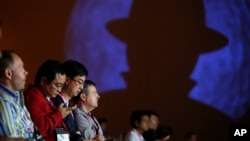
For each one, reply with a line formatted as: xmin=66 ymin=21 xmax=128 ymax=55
xmin=106 ymin=0 xmax=228 ymax=87
xmin=100 ymin=0 xmax=230 ymax=138
xmin=107 ymin=0 xmax=228 ymax=52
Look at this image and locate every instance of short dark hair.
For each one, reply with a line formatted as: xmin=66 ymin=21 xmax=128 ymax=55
xmin=130 ymin=110 xmax=148 ymax=128
xmin=62 ymin=60 xmax=88 ymax=79
xmin=147 ymin=110 xmax=159 ymax=118
xmin=34 ymin=59 xmax=65 ymax=86
xmin=0 ymin=50 xmax=18 ymax=78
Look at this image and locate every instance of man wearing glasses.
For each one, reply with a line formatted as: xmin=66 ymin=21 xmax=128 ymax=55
xmin=51 ymin=60 xmax=88 ymax=141
xmin=24 ymin=59 xmax=76 ymax=141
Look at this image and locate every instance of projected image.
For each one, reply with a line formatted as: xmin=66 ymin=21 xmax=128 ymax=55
xmin=65 ymin=0 xmax=250 ymax=121
xmin=190 ymin=0 xmax=250 ymax=120
xmin=64 ymin=0 xmax=132 ymax=92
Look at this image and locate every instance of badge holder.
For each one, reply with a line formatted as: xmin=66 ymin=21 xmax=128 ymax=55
xmin=55 ymin=127 xmax=70 ymax=141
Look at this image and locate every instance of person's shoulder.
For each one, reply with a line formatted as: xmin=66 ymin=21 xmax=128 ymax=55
xmin=128 ymin=129 xmax=137 ymax=136
xmin=24 ymin=84 xmax=42 ymax=97
xmin=0 ymin=86 xmax=11 ymax=98
xmin=0 ymin=89 xmax=7 ymax=99
xmin=74 ymin=107 xmax=84 ymax=115
xmin=24 ymin=85 xmax=45 ymax=105
xmin=0 ymin=90 xmax=9 ymax=105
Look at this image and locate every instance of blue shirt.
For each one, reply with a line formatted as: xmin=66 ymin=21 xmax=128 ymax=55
xmin=0 ymin=84 xmax=34 ymax=138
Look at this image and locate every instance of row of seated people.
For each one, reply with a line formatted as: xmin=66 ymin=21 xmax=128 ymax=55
xmin=112 ymin=110 xmax=196 ymax=141
xmin=0 ymin=49 xmax=198 ymax=141
xmin=0 ymin=50 xmax=104 ymax=141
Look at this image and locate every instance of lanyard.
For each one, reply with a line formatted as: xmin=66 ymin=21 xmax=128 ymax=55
xmin=88 ymin=113 xmax=100 ymax=136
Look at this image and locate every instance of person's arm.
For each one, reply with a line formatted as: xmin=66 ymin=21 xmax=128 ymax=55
xmin=24 ymin=90 xmax=62 ymax=137
xmin=74 ymin=109 xmax=94 ymax=139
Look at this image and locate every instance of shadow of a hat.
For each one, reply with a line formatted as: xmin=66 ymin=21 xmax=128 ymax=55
xmin=107 ymin=0 xmax=228 ymax=53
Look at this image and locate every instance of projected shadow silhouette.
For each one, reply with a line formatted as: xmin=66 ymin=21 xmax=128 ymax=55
xmin=95 ymin=0 xmax=230 ymax=140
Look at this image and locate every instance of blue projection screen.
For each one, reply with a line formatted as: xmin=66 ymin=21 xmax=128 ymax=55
xmin=65 ymin=0 xmax=250 ymax=121
xmin=190 ymin=0 xmax=250 ymax=120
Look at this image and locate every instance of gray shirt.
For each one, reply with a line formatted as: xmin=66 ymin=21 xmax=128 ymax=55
xmin=73 ymin=107 xmax=103 ymax=139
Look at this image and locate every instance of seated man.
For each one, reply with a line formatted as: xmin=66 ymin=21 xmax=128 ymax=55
xmin=51 ymin=60 xmax=88 ymax=141
xmin=73 ymin=80 xmax=105 ymax=140
xmin=24 ymin=59 xmax=76 ymax=141
xmin=0 ymin=50 xmax=33 ymax=140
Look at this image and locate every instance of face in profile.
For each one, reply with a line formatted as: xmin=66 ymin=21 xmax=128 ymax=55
xmin=85 ymin=84 xmax=100 ymax=108
xmin=10 ymin=53 xmax=28 ymax=91
xmin=149 ymin=115 xmax=159 ymax=130
xmin=137 ymin=115 xmax=149 ymax=132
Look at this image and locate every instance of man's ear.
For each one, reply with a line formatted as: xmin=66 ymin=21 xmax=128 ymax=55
xmin=65 ymin=77 xmax=71 ymax=85
xmin=4 ymin=68 xmax=12 ymax=80
xmin=40 ymin=77 xmax=47 ymax=86
xmin=80 ymin=93 xmax=86 ymax=101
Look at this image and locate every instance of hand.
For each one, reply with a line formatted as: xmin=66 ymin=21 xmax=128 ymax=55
xmin=57 ymin=103 xmax=77 ymax=118
xmin=91 ymin=135 xmax=105 ymax=141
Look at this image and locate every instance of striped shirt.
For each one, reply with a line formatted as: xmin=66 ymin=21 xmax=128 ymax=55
xmin=0 ymin=84 xmax=34 ymax=138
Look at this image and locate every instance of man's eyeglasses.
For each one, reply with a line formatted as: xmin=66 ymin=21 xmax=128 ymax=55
xmin=54 ymin=83 xmax=64 ymax=89
xmin=71 ymin=78 xmax=84 ymax=85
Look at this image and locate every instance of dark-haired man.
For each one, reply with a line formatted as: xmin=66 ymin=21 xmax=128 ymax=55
xmin=24 ymin=59 xmax=76 ymax=141
xmin=51 ymin=60 xmax=88 ymax=141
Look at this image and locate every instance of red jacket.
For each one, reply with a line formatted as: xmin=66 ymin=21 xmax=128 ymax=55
xmin=24 ymin=84 xmax=66 ymax=141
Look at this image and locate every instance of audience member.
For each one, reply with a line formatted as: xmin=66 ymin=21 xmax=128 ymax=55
xmin=124 ymin=110 xmax=149 ymax=141
xmin=73 ymin=80 xmax=104 ymax=141
xmin=51 ymin=60 xmax=88 ymax=141
xmin=0 ymin=50 xmax=36 ymax=140
xmin=142 ymin=110 xmax=159 ymax=141
xmin=24 ymin=59 xmax=76 ymax=141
